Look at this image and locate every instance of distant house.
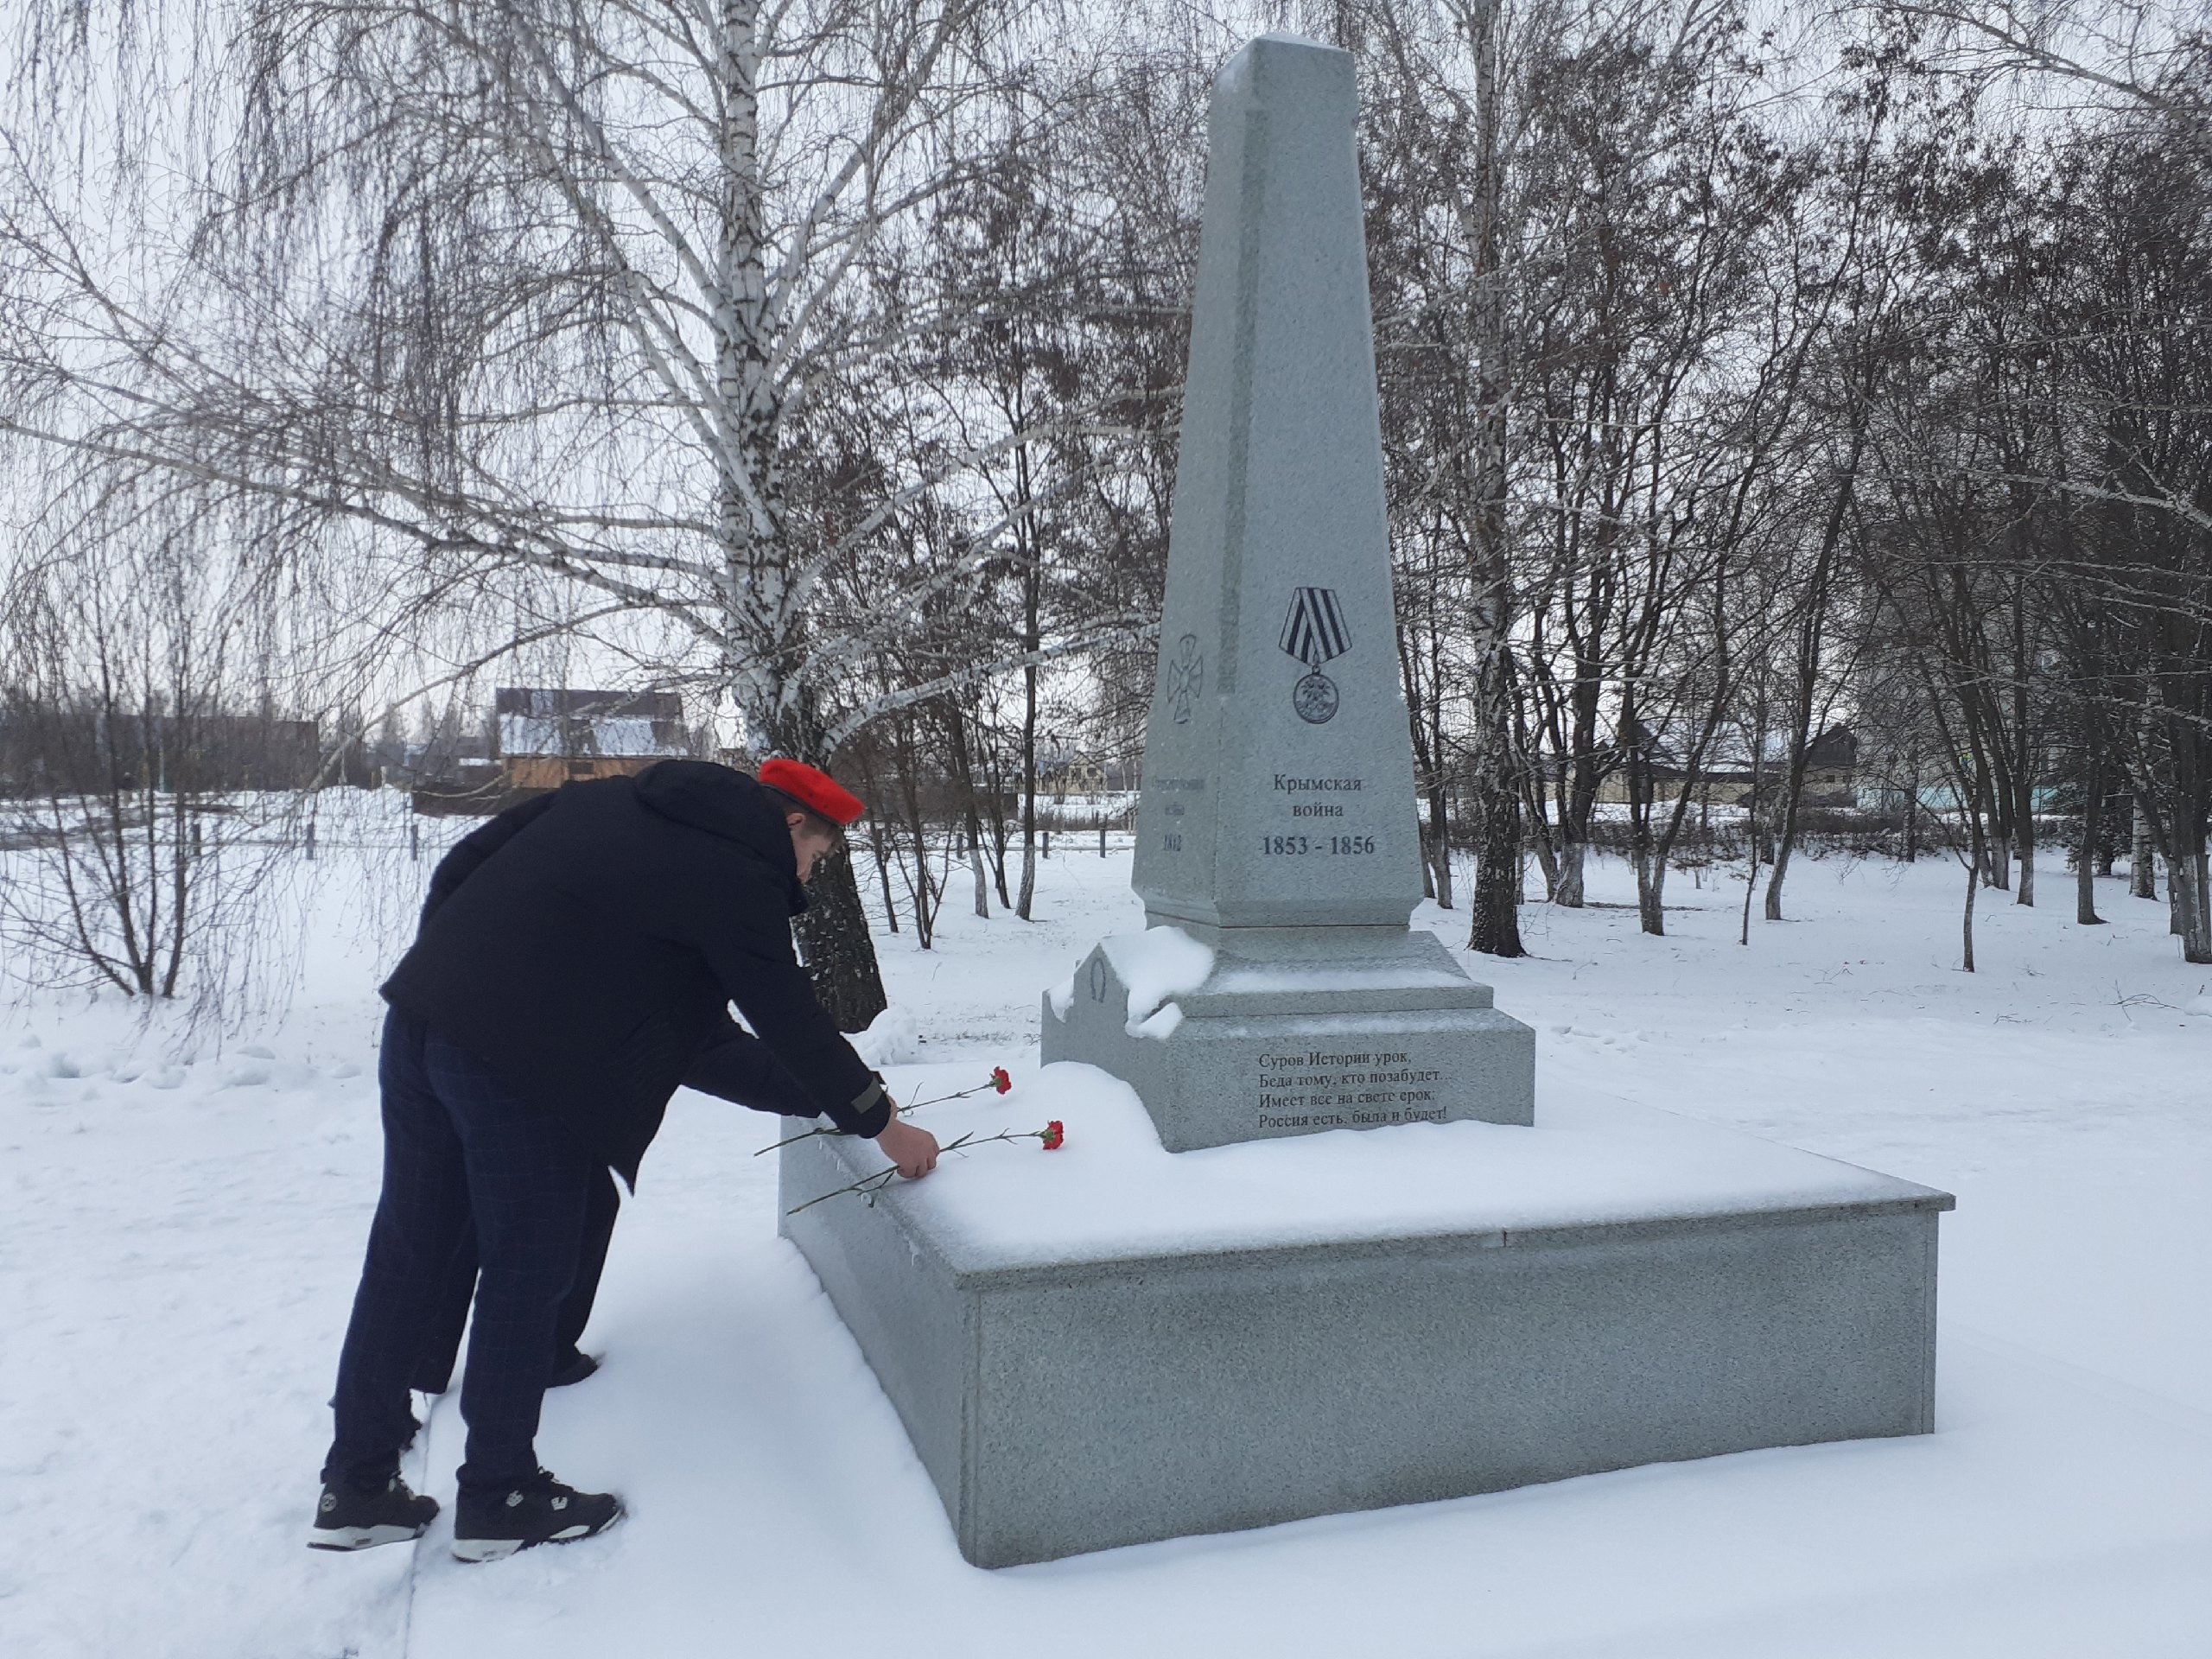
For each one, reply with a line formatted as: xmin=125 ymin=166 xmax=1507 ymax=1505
xmin=1045 ymin=752 xmax=1109 ymax=801
xmin=1595 ymin=725 xmax=1859 ymax=807
xmin=493 ymin=688 xmax=690 ymax=789
xmin=1723 ymin=727 xmax=1859 ymax=809
xmin=1039 ymin=747 xmax=1142 ymax=801
xmin=411 ymin=689 xmax=691 ymax=816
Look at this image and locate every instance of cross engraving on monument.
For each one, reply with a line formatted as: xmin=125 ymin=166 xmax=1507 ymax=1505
xmin=1041 ymin=32 xmax=1535 ymax=1151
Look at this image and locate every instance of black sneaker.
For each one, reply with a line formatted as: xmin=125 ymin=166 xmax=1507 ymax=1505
xmin=307 ymin=1476 xmax=439 ymax=1551
xmin=452 ymin=1471 xmax=622 ymax=1563
xmin=547 ymin=1349 xmax=600 ymax=1389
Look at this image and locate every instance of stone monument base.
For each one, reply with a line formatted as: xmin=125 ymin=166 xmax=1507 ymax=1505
xmin=1041 ymin=925 xmax=1535 ymax=1151
xmin=779 ymin=1068 xmax=1953 ymax=1568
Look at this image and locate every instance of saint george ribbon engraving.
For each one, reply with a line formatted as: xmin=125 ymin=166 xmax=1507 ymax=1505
xmin=1279 ymin=587 xmax=1349 ymax=724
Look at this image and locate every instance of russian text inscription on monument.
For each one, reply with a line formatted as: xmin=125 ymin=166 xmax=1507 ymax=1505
xmin=1252 ymin=1044 xmax=1449 ymax=1133
xmin=1268 ymin=771 xmax=1382 ymax=849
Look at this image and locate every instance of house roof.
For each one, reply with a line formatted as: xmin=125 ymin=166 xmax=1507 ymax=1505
xmin=1627 ymin=721 xmax=1858 ymax=775
xmin=493 ymin=688 xmax=689 ymax=760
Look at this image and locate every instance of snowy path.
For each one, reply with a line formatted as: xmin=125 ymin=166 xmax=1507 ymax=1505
xmin=3 ymin=847 xmax=2209 ymax=1657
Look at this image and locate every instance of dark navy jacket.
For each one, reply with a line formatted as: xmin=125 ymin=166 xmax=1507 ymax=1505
xmin=381 ymin=761 xmax=889 ymax=1184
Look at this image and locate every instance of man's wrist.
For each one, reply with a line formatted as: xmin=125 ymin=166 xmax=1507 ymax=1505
xmin=847 ymin=1076 xmax=893 ymax=1138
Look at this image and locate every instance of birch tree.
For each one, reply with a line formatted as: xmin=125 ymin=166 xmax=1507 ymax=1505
xmin=2 ymin=0 xmax=1137 ymax=1023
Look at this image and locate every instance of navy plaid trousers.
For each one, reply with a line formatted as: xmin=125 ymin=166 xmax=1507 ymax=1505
xmin=325 ymin=1007 xmax=596 ymax=1494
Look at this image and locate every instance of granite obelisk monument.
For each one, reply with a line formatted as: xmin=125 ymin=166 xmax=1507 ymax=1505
xmin=1042 ymin=31 xmax=1535 ymax=1149
xmin=780 ymin=35 xmax=1948 ymax=1570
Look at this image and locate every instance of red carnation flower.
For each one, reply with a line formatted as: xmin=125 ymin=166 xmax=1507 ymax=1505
xmin=789 ymin=1117 xmax=1066 ymax=1214
xmin=991 ymin=1066 xmax=1013 ymax=1096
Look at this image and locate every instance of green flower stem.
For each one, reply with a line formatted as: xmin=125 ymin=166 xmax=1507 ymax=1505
xmin=756 ymin=1079 xmax=1007 ymax=1158
xmin=784 ymin=1128 xmax=1047 ymax=1215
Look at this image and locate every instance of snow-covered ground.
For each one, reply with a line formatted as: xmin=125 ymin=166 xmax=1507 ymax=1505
xmin=3 ymin=829 xmax=2209 ymax=1658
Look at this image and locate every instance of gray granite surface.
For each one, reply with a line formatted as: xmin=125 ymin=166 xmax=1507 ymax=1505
xmin=782 ymin=1099 xmax=1954 ymax=1567
xmin=787 ymin=32 xmax=1953 ymax=1569
xmin=1046 ymin=32 xmax=1535 ymax=1147
xmin=1128 ymin=34 xmax=1418 ymax=931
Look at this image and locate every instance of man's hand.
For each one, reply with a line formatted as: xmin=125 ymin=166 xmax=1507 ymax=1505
xmin=876 ymin=1116 xmax=939 ymax=1179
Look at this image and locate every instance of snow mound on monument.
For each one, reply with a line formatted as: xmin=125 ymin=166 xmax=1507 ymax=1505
xmin=1046 ymin=925 xmax=1215 ymax=1032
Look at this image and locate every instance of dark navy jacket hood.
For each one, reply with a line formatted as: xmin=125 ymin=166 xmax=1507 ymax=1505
xmin=633 ymin=760 xmax=808 ymax=915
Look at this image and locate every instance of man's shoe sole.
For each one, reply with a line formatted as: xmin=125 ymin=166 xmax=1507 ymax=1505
xmin=307 ymin=1522 xmax=430 ymax=1551
xmin=451 ymin=1535 xmax=527 ymax=1563
xmin=451 ymin=1509 xmax=622 ymax=1563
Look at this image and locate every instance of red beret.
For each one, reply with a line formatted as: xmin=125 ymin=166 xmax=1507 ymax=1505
xmin=758 ymin=757 xmax=866 ymax=826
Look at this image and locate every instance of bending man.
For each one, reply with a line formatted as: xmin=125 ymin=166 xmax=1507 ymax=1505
xmin=309 ymin=758 xmax=937 ymax=1562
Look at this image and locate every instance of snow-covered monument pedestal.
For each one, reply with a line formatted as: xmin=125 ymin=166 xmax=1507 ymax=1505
xmin=781 ymin=1084 xmax=1950 ymax=1567
xmin=783 ymin=33 xmax=1952 ymax=1568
